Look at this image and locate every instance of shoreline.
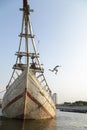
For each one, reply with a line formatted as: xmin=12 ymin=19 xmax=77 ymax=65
xmin=57 ymin=105 xmax=87 ymax=113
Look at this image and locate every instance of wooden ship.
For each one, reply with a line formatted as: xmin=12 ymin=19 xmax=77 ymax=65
xmin=2 ymin=0 xmax=56 ymax=119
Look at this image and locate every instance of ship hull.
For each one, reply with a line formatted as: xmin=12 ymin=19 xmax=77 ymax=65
xmin=2 ymin=69 xmax=56 ymax=119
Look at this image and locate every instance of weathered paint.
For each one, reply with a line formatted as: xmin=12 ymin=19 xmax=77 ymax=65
xmin=2 ymin=69 xmax=56 ymax=119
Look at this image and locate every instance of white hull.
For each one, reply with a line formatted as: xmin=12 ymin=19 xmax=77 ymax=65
xmin=2 ymin=69 xmax=56 ymax=119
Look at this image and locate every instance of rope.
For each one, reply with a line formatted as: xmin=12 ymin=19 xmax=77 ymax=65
xmin=0 ymin=90 xmax=6 ymax=94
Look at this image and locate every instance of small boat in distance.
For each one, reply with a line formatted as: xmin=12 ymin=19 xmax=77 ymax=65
xmin=2 ymin=0 xmax=56 ymax=119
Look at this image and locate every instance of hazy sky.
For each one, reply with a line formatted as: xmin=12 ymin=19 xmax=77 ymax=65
xmin=0 ymin=0 xmax=87 ymax=103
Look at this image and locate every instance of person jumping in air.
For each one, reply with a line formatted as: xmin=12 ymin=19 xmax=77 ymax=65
xmin=49 ymin=65 xmax=61 ymax=75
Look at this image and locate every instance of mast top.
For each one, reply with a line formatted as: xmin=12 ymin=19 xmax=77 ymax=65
xmin=23 ymin=0 xmax=28 ymax=8
xmin=21 ymin=0 xmax=34 ymax=14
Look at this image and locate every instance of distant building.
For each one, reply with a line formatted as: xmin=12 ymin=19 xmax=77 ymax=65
xmin=0 ymin=99 xmax=2 ymax=107
xmin=52 ymin=93 xmax=58 ymax=105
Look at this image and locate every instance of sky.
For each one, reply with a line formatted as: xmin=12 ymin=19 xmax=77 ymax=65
xmin=0 ymin=0 xmax=87 ymax=103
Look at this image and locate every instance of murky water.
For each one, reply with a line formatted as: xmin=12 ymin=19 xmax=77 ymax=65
xmin=0 ymin=109 xmax=87 ymax=130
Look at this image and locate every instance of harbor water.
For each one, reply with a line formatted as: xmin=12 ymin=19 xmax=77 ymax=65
xmin=0 ymin=109 xmax=87 ymax=130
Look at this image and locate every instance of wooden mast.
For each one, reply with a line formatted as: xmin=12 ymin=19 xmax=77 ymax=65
xmin=23 ymin=0 xmax=29 ymax=66
xmin=7 ymin=0 xmax=51 ymax=94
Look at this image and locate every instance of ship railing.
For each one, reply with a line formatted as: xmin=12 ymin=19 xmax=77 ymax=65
xmin=7 ymin=69 xmax=22 ymax=88
xmin=36 ymin=73 xmax=52 ymax=97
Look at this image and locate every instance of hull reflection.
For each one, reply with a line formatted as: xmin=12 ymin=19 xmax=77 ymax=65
xmin=0 ymin=118 xmax=56 ymax=130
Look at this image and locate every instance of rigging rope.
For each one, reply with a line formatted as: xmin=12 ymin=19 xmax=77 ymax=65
xmin=0 ymin=90 xmax=6 ymax=94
